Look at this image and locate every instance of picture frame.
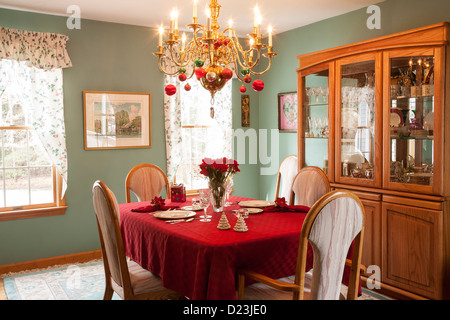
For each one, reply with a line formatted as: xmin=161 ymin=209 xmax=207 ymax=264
xmin=83 ymin=91 xmax=151 ymax=150
xmin=277 ymin=92 xmax=298 ymax=132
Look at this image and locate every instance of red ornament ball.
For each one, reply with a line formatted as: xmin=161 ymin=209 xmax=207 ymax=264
xmin=239 ymin=84 xmax=247 ymax=93
xmin=178 ymin=73 xmax=187 ymax=82
xmin=184 ymin=83 xmax=191 ymax=91
xmin=221 ymin=68 xmax=233 ymax=80
xmin=195 ymin=68 xmax=207 ymax=80
xmin=243 ymin=75 xmax=252 ymax=83
xmin=252 ymin=79 xmax=264 ymax=92
xmin=165 ymin=84 xmax=177 ymax=96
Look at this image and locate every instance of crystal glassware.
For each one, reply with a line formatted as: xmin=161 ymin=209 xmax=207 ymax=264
xmin=198 ymin=189 xmax=212 ymax=222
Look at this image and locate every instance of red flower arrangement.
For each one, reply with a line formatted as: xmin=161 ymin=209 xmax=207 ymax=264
xmin=199 ymin=157 xmax=240 ymax=211
xmin=199 ymin=157 xmax=240 ymax=184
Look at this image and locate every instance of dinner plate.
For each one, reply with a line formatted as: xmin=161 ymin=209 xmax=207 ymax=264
xmin=180 ymin=205 xmax=203 ymax=211
xmin=238 ymin=200 xmax=275 ymax=208
xmin=247 ymin=208 xmax=264 ymax=214
xmin=153 ymin=210 xmax=196 ymax=219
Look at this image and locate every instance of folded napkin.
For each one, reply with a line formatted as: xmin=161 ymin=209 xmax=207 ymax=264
xmin=131 ymin=205 xmax=179 ymax=213
xmin=263 ymin=205 xmax=310 ymax=213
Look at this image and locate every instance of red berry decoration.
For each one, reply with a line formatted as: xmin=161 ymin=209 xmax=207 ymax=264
xmin=243 ymin=75 xmax=251 ymax=83
xmin=165 ymin=84 xmax=177 ymax=96
xmin=184 ymin=83 xmax=191 ymax=91
xmin=221 ymin=68 xmax=233 ymax=80
xmin=195 ymin=67 xmax=207 ymax=80
xmin=239 ymin=84 xmax=247 ymax=93
xmin=252 ymin=79 xmax=264 ymax=92
xmin=178 ymin=73 xmax=187 ymax=82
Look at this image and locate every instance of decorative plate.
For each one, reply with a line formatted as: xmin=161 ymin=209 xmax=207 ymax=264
xmin=238 ymin=200 xmax=275 ymax=208
xmin=153 ymin=210 xmax=196 ymax=219
xmin=390 ymin=108 xmax=403 ymax=127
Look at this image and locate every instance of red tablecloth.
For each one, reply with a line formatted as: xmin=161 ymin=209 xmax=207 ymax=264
xmin=119 ymin=196 xmax=355 ymax=300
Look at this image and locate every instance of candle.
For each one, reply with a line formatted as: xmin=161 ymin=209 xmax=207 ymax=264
xmin=181 ymin=32 xmax=186 ymax=51
xmin=206 ymin=8 xmax=211 ymax=31
xmin=254 ymin=6 xmax=259 ymax=27
xmin=159 ymin=25 xmax=164 ymax=47
xmin=193 ymin=0 xmax=198 ymax=18
xmin=268 ymin=26 xmax=272 ymax=47
xmin=170 ymin=10 xmax=175 ymax=33
xmin=174 ymin=9 xmax=179 ymax=31
xmin=228 ymin=19 xmax=233 ymax=38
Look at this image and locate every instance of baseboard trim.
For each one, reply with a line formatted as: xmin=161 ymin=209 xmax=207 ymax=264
xmin=0 ymin=250 xmax=102 ymax=275
xmin=361 ymin=276 xmax=429 ymax=300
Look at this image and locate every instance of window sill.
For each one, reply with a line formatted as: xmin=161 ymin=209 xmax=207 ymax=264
xmin=0 ymin=206 xmax=68 ymax=221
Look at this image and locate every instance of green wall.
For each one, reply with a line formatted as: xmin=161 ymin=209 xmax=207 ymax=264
xmin=1 ymin=0 xmax=450 ymax=265
xmin=0 ymin=8 xmax=259 ymax=265
xmin=257 ymin=0 xmax=450 ymax=200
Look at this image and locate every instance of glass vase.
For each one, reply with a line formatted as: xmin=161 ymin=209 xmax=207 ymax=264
xmin=208 ymin=180 xmax=226 ymax=212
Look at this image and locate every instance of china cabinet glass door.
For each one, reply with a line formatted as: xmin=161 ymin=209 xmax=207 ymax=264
xmin=383 ymin=48 xmax=443 ymax=194
xmin=298 ymin=63 xmax=334 ymax=181
xmin=335 ymin=53 xmax=382 ymax=187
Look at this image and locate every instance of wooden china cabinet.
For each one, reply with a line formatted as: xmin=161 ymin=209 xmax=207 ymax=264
xmin=296 ymin=22 xmax=450 ymax=299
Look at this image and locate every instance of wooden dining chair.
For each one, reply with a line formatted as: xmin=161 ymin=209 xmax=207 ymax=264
xmin=237 ymin=190 xmax=365 ymax=300
xmin=289 ymin=166 xmax=330 ymax=207
xmin=274 ymin=155 xmax=298 ymax=203
xmin=92 ymin=180 xmax=184 ymax=300
xmin=125 ymin=163 xmax=170 ymax=203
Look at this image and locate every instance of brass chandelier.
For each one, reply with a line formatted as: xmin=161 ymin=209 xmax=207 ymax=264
xmin=154 ymin=0 xmax=276 ymax=108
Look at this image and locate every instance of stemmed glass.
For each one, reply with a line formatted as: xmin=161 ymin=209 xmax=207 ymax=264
xmin=198 ymin=189 xmax=211 ymax=222
xmin=224 ymin=179 xmax=233 ymax=206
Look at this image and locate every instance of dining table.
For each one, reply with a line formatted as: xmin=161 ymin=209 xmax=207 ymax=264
xmin=119 ymin=195 xmax=356 ymax=300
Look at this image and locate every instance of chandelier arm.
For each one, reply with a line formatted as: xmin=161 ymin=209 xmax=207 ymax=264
xmin=247 ymin=56 xmax=273 ymax=76
xmin=167 ymin=44 xmax=196 ymax=70
xmin=232 ymin=59 xmax=245 ymax=82
xmin=157 ymin=56 xmax=180 ymax=76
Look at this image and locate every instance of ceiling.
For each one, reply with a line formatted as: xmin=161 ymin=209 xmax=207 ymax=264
xmin=0 ymin=0 xmax=383 ymax=36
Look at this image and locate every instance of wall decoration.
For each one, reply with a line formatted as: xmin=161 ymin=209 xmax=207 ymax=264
xmin=241 ymin=95 xmax=250 ymax=127
xmin=278 ymin=92 xmax=298 ymax=132
xmin=83 ymin=91 xmax=151 ymax=149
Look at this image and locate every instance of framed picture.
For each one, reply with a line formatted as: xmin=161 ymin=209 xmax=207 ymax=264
xmin=278 ymin=92 xmax=298 ymax=132
xmin=83 ymin=91 xmax=151 ymax=150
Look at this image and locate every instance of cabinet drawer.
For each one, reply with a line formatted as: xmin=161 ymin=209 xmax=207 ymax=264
xmin=382 ymin=195 xmax=443 ymax=211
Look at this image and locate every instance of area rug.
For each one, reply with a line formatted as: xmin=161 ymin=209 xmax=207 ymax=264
xmin=1 ymin=261 xmax=390 ymax=300
xmin=2 ymin=261 xmax=120 ymax=300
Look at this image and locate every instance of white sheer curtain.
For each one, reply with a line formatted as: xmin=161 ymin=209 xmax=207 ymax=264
xmin=163 ymin=75 xmax=232 ymax=189
xmin=0 ymin=27 xmax=71 ymax=196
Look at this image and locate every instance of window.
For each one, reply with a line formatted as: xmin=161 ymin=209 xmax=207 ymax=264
xmin=0 ymin=60 xmax=67 ymax=221
xmin=164 ymin=76 xmax=233 ymax=193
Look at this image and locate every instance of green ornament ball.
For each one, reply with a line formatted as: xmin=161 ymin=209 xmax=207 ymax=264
xmin=241 ymin=68 xmax=250 ymax=76
xmin=195 ymin=59 xmax=204 ymax=68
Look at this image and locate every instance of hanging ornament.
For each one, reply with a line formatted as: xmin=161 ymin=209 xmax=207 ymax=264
xmin=195 ymin=67 xmax=207 ymax=80
xmin=178 ymin=67 xmax=186 ymax=74
xmin=241 ymin=68 xmax=250 ymax=76
xmin=178 ymin=73 xmax=187 ymax=82
xmin=243 ymin=75 xmax=251 ymax=83
xmin=221 ymin=68 xmax=233 ymax=80
xmin=252 ymin=79 xmax=265 ymax=92
xmin=239 ymin=84 xmax=247 ymax=93
xmin=165 ymin=84 xmax=177 ymax=96
xmin=184 ymin=83 xmax=191 ymax=91
xmin=206 ymin=71 xmax=217 ymax=82
xmin=195 ymin=58 xmax=204 ymax=68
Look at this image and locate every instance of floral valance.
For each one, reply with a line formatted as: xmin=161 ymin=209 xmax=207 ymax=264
xmin=0 ymin=26 xmax=72 ymax=70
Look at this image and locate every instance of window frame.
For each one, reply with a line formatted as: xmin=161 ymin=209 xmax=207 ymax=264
xmin=0 ymin=125 xmax=67 ymax=221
